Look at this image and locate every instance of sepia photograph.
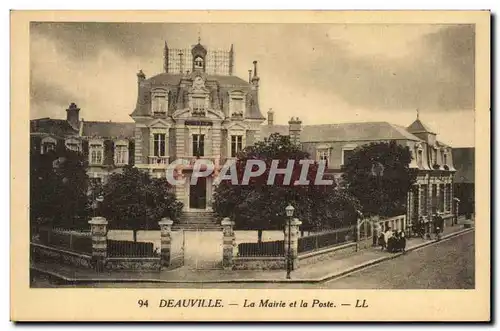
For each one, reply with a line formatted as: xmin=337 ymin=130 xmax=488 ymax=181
xmin=11 ymin=10 xmax=490 ymax=321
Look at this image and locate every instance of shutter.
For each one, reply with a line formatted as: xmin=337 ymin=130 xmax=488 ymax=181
xmin=82 ymin=140 xmax=89 ymax=165
xmin=129 ymin=140 xmax=135 ymax=166
xmin=103 ymin=139 xmax=114 ymax=165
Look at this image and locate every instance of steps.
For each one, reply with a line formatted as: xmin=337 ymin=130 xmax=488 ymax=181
xmin=172 ymin=211 xmax=222 ymax=231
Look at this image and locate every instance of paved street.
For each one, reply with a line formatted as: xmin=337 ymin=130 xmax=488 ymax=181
xmin=33 ymin=231 xmax=474 ymax=289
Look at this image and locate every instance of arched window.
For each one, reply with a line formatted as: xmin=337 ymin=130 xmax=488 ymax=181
xmin=194 ymin=56 xmax=204 ymax=70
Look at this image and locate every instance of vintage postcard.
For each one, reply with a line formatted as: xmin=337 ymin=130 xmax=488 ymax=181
xmin=11 ymin=10 xmax=490 ymax=322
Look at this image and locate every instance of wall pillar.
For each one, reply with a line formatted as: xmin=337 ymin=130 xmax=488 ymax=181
xmin=417 ymin=184 xmax=422 ymax=221
xmin=221 ymin=218 xmax=235 ymax=270
xmin=158 ymin=217 xmax=174 ymax=268
xmin=285 ymin=218 xmax=302 ymax=270
xmin=88 ymin=217 xmax=108 ymax=271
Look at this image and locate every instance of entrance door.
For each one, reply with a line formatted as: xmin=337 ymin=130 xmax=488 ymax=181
xmin=189 ymin=177 xmax=207 ymax=209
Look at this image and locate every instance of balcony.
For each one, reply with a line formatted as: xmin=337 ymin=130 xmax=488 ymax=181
xmin=148 ymin=156 xmax=169 ymax=168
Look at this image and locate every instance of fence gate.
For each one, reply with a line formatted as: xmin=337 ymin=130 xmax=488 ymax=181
xmin=182 ymin=230 xmax=223 ymax=270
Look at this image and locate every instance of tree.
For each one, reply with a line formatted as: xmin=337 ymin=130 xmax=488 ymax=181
xmin=212 ymin=133 xmax=360 ymax=241
xmin=30 ymin=148 xmax=90 ymax=231
xmin=341 ymin=141 xmax=417 ymax=217
xmin=101 ymin=166 xmax=183 ymax=242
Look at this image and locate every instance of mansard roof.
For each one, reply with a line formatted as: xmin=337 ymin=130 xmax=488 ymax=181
xmin=81 ymin=121 xmax=135 ymax=139
xmin=260 ymin=124 xmax=290 ymax=139
xmin=407 ymin=118 xmax=436 ymax=134
xmin=30 ymin=118 xmax=78 ymax=137
xmin=300 ymin=122 xmax=423 ymax=143
xmin=132 ymin=72 xmax=264 ymax=119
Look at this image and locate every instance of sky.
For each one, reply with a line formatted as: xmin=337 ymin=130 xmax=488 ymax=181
xmin=30 ymin=23 xmax=475 ymax=147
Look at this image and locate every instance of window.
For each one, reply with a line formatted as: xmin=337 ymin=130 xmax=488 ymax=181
xmin=192 ymin=97 xmax=206 ymax=115
xmin=42 ymin=141 xmax=56 ymax=154
xmin=417 ymin=149 xmax=423 ymax=168
xmin=114 ymin=144 xmax=128 ymax=165
xmin=443 ymin=152 xmax=448 ymax=166
xmin=439 ymin=184 xmax=445 ymax=213
xmin=231 ymin=135 xmax=243 ymax=157
xmin=431 ymin=184 xmax=437 ymax=214
xmin=194 ymin=56 xmax=204 ymax=70
xmin=445 ymin=184 xmax=452 ymax=211
xmin=152 ymin=93 xmax=167 ymax=114
xmin=153 ymin=133 xmax=166 ymax=157
xmin=65 ymin=139 xmax=81 ymax=152
xmin=317 ymin=149 xmax=329 ymax=167
xmin=432 ymin=148 xmax=438 ymax=165
xmin=342 ymin=149 xmax=355 ymax=165
xmin=192 ymin=134 xmax=205 ymax=157
xmin=231 ymin=98 xmax=244 ymax=116
xmin=90 ymin=144 xmax=103 ymax=165
xmin=421 ymin=184 xmax=428 ymax=216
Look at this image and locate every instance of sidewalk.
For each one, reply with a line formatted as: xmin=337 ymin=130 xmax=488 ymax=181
xmin=32 ymin=221 xmax=474 ymax=284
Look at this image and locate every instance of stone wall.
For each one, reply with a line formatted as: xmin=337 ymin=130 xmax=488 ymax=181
xmin=232 ymin=256 xmax=286 ymax=270
xmin=105 ymin=257 xmax=161 ymax=271
xmin=31 ymin=243 xmax=94 ymax=269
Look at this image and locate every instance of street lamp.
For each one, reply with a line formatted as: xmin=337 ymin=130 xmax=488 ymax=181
xmin=94 ymin=195 xmax=104 ymax=218
xmin=285 ymin=204 xmax=295 ymax=280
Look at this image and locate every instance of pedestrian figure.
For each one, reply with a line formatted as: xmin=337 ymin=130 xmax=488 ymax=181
xmin=378 ymin=232 xmax=386 ymax=251
xmin=385 ymin=227 xmax=395 ymax=252
xmin=399 ymin=230 xmax=407 ymax=253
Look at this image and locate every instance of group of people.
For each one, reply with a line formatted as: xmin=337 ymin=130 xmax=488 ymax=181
xmin=378 ymin=227 xmax=406 ymax=253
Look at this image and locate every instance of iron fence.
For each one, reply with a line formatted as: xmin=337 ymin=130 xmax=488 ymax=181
xmin=107 ymin=240 xmax=156 ymax=258
xmin=237 ymin=240 xmax=285 ymax=257
xmin=37 ymin=227 xmax=92 ymax=254
xmin=298 ymin=225 xmax=355 ymax=254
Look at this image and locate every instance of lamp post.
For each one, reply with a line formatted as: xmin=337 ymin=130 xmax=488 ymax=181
xmin=94 ymin=195 xmax=104 ymax=218
xmin=285 ymin=204 xmax=295 ymax=280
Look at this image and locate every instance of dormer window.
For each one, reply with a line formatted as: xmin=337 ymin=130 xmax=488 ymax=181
xmin=317 ymin=149 xmax=329 ymax=168
xmin=114 ymin=140 xmax=129 ymax=165
xmin=417 ymin=149 xmax=423 ymax=167
xmin=41 ymin=137 xmax=57 ymax=154
xmin=89 ymin=140 xmax=104 ymax=165
xmin=65 ymin=138 xmax=81 ymax=152
xmin=229 ymin=91 xmax=245 ymax=117
xmin=192 ymin=96 xmax=207 ymax=116
xmin=193 ymin=56 xmax=204 ymax=70
xmin=341 ymin=144 xmax=357 ymax=166
xmin=151 ymin=90 xmax=168 ymax=114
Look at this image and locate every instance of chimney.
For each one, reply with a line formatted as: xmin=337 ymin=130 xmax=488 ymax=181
xmin=137 ymin=69 xmax=146 ymax=84
xmin=288 ymin=117 xmax=302 ymax=145
xmin=66 ymin=102 xmax=80 ymax=130
xmin=248 ymin=69 xmax=252 ymax=83
xmin=251 ymin=60 xmax=260 ymax=87
xmin=267 ymin=108 xmax=274 ymax=126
